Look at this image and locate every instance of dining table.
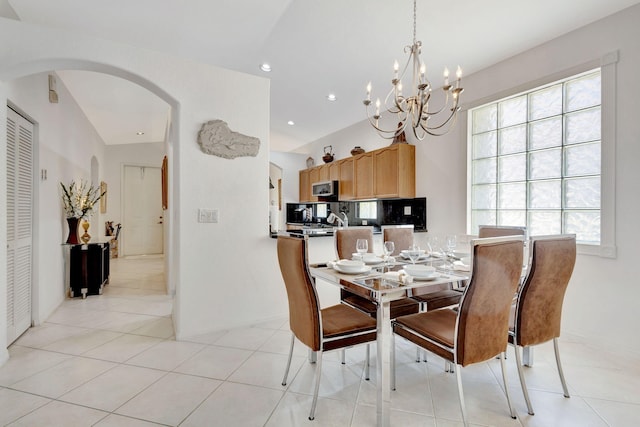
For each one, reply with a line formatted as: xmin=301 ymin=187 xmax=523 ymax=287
xmin=310 ymin=257 xmax=470 ymax=427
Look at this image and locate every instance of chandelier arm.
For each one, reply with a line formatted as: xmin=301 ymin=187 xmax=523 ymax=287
xmin=384 ymin=85 xmax=406 ymax=114
xmin=420 ymin=106 xmax=461 ymax=133
xmin=421 ymin=90 xmax=453 ymax=117
xmin=364 ymin=108 xmax=408 ymax=139
xmin=412 ymin=124 xmax=428 ymax=141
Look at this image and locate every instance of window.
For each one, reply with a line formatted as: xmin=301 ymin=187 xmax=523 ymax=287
xmin=357 ymin=201 xmax=377 ymax=219
xmin=469 ymin=70 xmax=601 ymax=244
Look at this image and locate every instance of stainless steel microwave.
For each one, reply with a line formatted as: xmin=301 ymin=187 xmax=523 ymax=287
xmin=311 ymin=180 xmax=338 ymax=199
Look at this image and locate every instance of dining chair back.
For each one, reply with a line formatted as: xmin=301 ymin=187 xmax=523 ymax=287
xmin=510 ymin=234 xmax=576 ymax=415
xmin=334 ymin=226 xmax=374 ymax=259
xmin=277 ymin=235 xmax=377 ymax=421
xmin=277 ymin=234 xmax=321 ymax=351
xmin=334 ymin=227 xmax=419 ymax=320
xmin=456 ymin=236 xmax=525 ymax=366
xmin=478 ymin=225 xmax=526 ymax=238
xmin=382 ymin=225 xmax=414 ymax=254
xmin=393 ymin=235 xmax=524 ymax=426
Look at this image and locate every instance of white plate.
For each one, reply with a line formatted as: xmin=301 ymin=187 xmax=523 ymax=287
xmin=403 ymin=265 xmax=436 ymax=276
xmin=362 ymin=256 xmax=384 ymax=265
xmin=400 ymin=270 xmax=438 ymax=281
xmin=399 ymin=253 xmax=429 ymax=260
xmin=334 ymin=264 xmax=372 ymax=275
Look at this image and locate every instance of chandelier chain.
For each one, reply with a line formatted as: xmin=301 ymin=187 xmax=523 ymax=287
xmin=413 ymin=0 xmax=417 ymax=44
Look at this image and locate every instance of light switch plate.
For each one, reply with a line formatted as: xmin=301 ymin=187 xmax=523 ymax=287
xmin=198 ymin=208 xmax=218 ymax=223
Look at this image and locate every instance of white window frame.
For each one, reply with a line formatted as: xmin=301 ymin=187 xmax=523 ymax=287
xmin=465 ymin=51 xmax=617 ymax=258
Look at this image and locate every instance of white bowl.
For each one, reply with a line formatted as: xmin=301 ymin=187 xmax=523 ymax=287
xmin=403 ymin=264 xmax=436 ymax=278
xmin=336 ymin=259 xmax=365 ymax=273
xmin=400 ymin=249 xmax=426 ymax=256
xmin=362 ymin=254 xmax=384 ymax=264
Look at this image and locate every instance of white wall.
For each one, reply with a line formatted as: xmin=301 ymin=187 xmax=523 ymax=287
xmin=290 ymin=4 xmax=640 ymax=356
xmin=0 ymin=17 xmax=285 ymax=358
xmin=6 ymin=73 xmax=107 ymax=330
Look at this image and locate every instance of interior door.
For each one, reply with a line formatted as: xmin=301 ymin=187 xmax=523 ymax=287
xmin=6 ymin=107 xmax=33 ymax=344
xmin=122 ymin=165 xmax=163 ymax=256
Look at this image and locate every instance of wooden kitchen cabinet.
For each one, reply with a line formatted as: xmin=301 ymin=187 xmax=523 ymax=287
xmin=318 ymin=163 xmax=330 ymax=182
xmin=354 ymin=152 xmax=374 ymax=199
xmin=299 ymin=169 xmax=312 ymax=202
xmin=338 ymin=158 xmax=355 ymax=200
xmin=298 ymin=143 xmax=415 ymax=201
xmin=374 ymin=143 xmax=415 ymax=198
xmin=329 ymin=161 xmax=340 ymax=181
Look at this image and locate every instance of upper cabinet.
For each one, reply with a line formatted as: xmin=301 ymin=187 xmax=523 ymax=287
xmin=373 ymin=144 xmax=415 ymax=199
xmin=354 ymin=152 xmax=374 ymax=199
xmin=318 ymin=163 xmax=330 ymax=182
xmin=299 ymin=143 xmax=415 ymax=202
xmin=299 ymin=168 xmax=319 ymax=202
xmin=338 ymin=158 xmax=355 ymax=200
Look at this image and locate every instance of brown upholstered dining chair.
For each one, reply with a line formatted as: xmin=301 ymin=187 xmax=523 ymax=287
xmin=478 ymin=224 xmax=527 ymax=238
xmin=277 ymin=235 xmax=377 ymax=421
xmin=381 ymin=225 xmax=414 ymax=255
xmin=392 ymin=235 xmax=525 ymax=427
xmin=509 ymin=234 xmax=576 ymax=415
xmin=334 ymin=227 xmax=419 ymax=320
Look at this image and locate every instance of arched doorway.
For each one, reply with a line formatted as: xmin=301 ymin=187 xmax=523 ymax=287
xmin=1 ymin=61 xmax=179 ymax=351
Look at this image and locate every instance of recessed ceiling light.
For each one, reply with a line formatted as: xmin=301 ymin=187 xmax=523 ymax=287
xmin=327 ymin=93 xmax=337 ymax=101
xmin=287 ymin=120 xmax=295 ymax=126
xmin=260 ymin=63 xmax=272 ymax=72
xmin=136 ymin=131 xmax=145 ymax=135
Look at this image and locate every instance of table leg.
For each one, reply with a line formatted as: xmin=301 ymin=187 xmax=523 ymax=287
xmin=376 ymin=294 xmax=392 ymax=427
xmin=523 ymin=346 xmax=534 ymax=367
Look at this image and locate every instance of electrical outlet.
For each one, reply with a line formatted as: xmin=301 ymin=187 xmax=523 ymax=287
xmin=404 ymin=206 xmax=412 ymax=215
xmin=198 ymin=208 xmax=219 ymax=223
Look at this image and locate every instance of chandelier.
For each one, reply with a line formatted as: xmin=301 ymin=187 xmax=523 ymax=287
xmin=363 ymin=0 xmax=464 ymax=140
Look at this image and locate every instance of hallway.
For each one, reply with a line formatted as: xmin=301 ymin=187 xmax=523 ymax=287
xmin=1 ymin=255 xmax=639 ymax=426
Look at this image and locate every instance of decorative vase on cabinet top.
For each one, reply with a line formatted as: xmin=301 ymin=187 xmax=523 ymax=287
xmin=322 ymin=145 xmax=334 ymax=163
xmin=351 ymin=146 xmax=365 ymax=156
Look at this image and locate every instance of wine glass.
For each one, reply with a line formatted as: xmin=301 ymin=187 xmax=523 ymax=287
xmin=407 ymin=244 xmax=421 ymax=265
xmin=445 ymin=235 xmax=457 ymax=271
xmin=383 ymin=241 xmax=395 ymax=268
xmin=356 ymin=239 xmax=368 ymax=261
xmin=445 ymin=235 xmax=457 ymax=258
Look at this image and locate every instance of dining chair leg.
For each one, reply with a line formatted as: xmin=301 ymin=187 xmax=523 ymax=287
xmin=309 ymin=351 xmax=324 ymax=420
xmin=365 ymin=344 xmax=370 ymax=381
xmin=454 ymin=364 xmax=469 ymax=427
xmin=416 ymin=346 xmax=421 ymax=363
xmin=553 ymin=338 xmax=570 ymax=398
xmin=514 ymin=344 xmax=534 ymax=415
xmin=341 ymin=349 xmax=346 ymax=364
xmin=499 ymin=352 xmax=517 ymax=419
xmin=391 ymin=334 xmax=396 ymax=391
xmin=281 ymin=333 xmax=295 ymax=386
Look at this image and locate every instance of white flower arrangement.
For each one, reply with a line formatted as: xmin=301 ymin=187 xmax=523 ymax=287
xmin=60 ymin=180 xmax=105 ymax=219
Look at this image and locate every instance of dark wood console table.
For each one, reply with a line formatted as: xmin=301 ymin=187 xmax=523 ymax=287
xmin=67 ymin=242 xmax=110 ymax=298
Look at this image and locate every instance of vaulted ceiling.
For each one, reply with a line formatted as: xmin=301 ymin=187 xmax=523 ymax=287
xmin=4 ymin=0 xmax=640 ymax=151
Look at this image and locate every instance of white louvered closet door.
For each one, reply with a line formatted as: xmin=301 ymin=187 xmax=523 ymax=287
xmin=6 ymin=107 xmax=33 ymax=344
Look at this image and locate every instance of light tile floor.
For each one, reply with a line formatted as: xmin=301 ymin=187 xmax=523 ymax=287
xmin=1 ymin=255 xmax=639 ymax=426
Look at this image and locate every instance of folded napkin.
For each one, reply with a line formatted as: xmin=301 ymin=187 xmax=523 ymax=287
xmin=452 ymin=260 xmax=470 ymax=272
xmin=383 ymin=271 xmax=413 ymax=285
